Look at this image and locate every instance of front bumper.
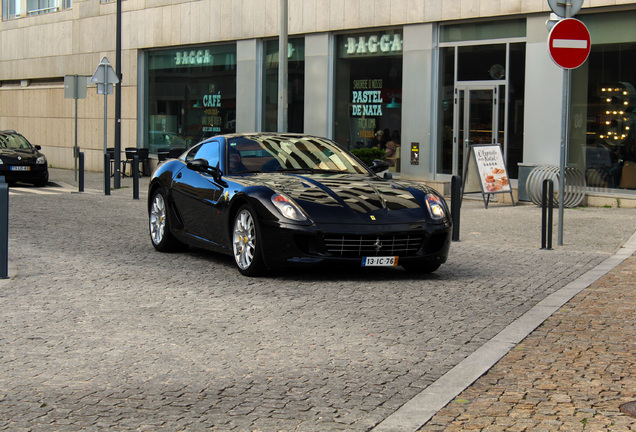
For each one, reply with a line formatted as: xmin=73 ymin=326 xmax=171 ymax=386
xmin=259 ymin=219 xmax=452 ymax=269
xmin=0 ymin=164 xmax=48 ymax=184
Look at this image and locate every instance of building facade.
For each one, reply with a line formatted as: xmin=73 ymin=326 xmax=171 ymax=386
xmin=2 ymin=0 xmax=636 ymax=202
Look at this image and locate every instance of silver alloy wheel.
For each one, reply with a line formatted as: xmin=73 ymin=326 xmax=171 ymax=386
xmin=233 ymin=209 xmax=256 ymax=270
xmin=150 ymin=192 xmax=166 ymax=246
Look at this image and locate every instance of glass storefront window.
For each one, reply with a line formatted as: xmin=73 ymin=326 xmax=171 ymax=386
xmin=438 ymin=47 xmax=455 ymax=175
xmin=334 ymin=30 xmax=403 ymax=165
xmin=570 ymin=12 xmax=636 ymax=192
xmin=440 ymin=19 xmax=526 ymax=43
xmin=262 ymin=38 xmax=305 ymax=132
xmin=437 ymin=42 xmax=525 ymax=179
xmin=457 ymin=44 xmax=506 ymax=82
xmin=146 ymin=44 xmax=237 ymax=154
xmin=506 ymin=43 xmax=526 ymax=179
xmin=572 ymin=42 xmax=636 ymax=191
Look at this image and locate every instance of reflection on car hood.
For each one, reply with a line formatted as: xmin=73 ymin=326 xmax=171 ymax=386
xmin=0 ymin=148 xmax=38 ymax=161
xmin=234 ymin=173 xmax=436 ymax=222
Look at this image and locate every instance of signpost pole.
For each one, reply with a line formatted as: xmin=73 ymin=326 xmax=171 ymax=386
xmin=104 ymin=90 xmax=109 ymax=194
xmin=91 ymin=57 xmax=119 ymax=196
xmin=557 ymin=1 xmax=572 ymax=246
xmin=64 ymin=75 xmax=87 ymax=183
xmin=547 ymin=0 xmax=589 ymax=246
xmin=74 ymin=75 xmax=79 ymax=182
xmin=114 ymin=0 xmax=122 ymax=189
xmin=558 ymin=69 xmax=571 ymax=246
xmin=278 ymin=0 xmax=288 ymax=133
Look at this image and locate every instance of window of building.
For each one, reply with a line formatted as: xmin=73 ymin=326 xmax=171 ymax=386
xmin=262 ymin=38 xmax=305 ymax=132
xmin=571 ymin=12 xmax=636 ymax=192
xmin=334 ymin=30 xmax=403 ymax=158
xmin=3 ymin=0 xmax=71 ymax=18
xmin=440 ymin=19 xmax=526 ymax=43
xmin=145 ymin=44 xmax=237 ymax=154
xmin=2 ymin=0 xmax=20 ymax=18
xmin=27 ymin=0 xmax=56 ymax=15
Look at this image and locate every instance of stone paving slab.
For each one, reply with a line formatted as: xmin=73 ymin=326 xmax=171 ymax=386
xmin=417 ymin=250 xmax=636 ymax=432
xmin=0 ymin=169 xmax=634 ymax=431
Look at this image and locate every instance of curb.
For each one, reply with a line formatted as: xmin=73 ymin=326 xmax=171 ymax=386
xmin=372 ymin=229 xmax=636 ymax=432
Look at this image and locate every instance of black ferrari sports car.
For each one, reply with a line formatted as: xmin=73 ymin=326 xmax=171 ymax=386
xmin=0 ymin=130 xmax=49 ymax=187
xmin=148 ymin=133 xmax=452 ymax=276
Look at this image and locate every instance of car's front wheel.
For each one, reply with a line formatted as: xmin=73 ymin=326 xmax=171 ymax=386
xmin=232 ymin=204 xmax=266 ymax=277
xmin=149 ymin=188 xmax=185 ymax=252
xmin=33 ymin=171 xmax=48 ymax=187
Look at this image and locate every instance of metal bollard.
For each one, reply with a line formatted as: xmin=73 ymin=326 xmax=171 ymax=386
xmin=541 ymin=179 xmax=554 ymax=250
xmin=78 ymin=152 xmax=85 ymax=193
xmin=132 ymin=154 xmax=139 ymax=200
xmin=451 ymin=175 xmax=462 ymax=242
xmin=0 ymin=176 xmax=8 ymax=279
xmin=104 ymin=153 xmax=111 ymax=196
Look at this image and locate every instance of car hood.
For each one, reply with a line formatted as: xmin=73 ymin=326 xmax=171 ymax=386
xmin=235 ymin=173 xmax=439 ymax=224
xmin=0 ymin=148 xmax=39 ymax=162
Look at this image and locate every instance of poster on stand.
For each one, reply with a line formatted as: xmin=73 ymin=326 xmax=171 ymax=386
xmin=463 ymin=144 xmax=515 ymax=208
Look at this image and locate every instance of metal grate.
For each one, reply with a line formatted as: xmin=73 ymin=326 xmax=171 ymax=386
xmin=323 ymin=233 xmax=424 ymax=258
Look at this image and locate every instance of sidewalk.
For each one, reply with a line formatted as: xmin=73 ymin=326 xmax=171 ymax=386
xmin=408 ymin=236 xmax=636 ymax=432
xmin=49 ymin=167 xmax=150 ymax=196
xmin=417 ymin=246 xmax=636 ymax=431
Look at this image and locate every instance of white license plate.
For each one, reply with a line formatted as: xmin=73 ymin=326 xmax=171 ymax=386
xmin=10 ymin=166 xmax=30 ymax=171
xmin=362 ymin=256 xmax=399 ymax=267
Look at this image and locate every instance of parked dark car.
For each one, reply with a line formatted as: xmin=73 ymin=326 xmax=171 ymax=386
xmin=0 ymin=130 xmax=49 ymax=187
xmin=148 ymin=133 xmax=452 ymax=276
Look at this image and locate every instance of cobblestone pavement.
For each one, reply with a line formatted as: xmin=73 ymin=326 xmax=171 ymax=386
xmin=0 ymin=169 xmax=634 ymax=431
xmin=418 ymin=251 xmax=636 ymax=432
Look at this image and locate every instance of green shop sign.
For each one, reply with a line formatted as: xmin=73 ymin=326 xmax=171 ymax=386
xmin=149 ymin=45 xmax=237 ymax=70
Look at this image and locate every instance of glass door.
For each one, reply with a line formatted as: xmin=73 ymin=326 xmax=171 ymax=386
xmin=453 ymin=85 xmax=499 ymax=177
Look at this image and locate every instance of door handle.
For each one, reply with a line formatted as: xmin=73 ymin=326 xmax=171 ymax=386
xmin=176 ymin=172 xmax=182 ymax=179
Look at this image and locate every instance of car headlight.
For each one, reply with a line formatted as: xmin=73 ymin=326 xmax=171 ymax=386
xmin=36 ymin=156 xmax=47 ymax=165
xmin=425 ymin=194 xmax=446 ymax=220
xmin=271 ymin=194 xmax=307 ymax=222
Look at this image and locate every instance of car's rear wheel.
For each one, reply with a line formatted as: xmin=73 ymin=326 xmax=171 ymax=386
xmin=402 ymin=262 xmax=440 ymax=274
xmin=149 ymin=188 xmax=185 ymax=252
xmin=232 ymin=204 xmax=266 ymax=277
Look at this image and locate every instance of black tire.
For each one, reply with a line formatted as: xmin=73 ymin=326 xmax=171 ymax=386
xmin=232 ymin=204 xmax=266 ymax=277
xmin=149 ymin=188 xmax=186 ymax=252
xmin=33 ymin=171 xmax=49 ymax=187
xmin=402 ymin=261 xmax=441 ymax=274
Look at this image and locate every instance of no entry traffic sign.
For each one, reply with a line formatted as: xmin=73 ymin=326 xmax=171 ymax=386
xmin=548 ymin=18 xmax=591 ymax=69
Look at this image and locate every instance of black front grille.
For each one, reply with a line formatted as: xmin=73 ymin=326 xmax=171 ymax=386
xmin=323 ymin=233 xmax=424 ymax=258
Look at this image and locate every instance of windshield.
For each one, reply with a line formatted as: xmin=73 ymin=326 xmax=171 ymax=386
xmin=227 ymin=135 xmax=369 ymax=175
xmin=0 ymin=133 xmax=33 ymax=150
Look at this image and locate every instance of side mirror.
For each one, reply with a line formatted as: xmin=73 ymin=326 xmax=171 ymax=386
xmin=369 ymin=159 xmax=389 ymax=173
xmin=187 ymin=158 xmax=222 ymax=178
xmin=369 ymin=159 xmax=392 ymax=179
xmin=35 ymin=145 xmax=42 ymax=150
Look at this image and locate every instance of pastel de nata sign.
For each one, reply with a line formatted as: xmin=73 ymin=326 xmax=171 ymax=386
xmin=341 ymin=32 xmax=403 ymax=58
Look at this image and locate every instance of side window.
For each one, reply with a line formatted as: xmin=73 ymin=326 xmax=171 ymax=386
xmin=184 ymin=143 xmax=202 ymax=162
xmin=193 ymin=141 xmax=220 ymax=168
